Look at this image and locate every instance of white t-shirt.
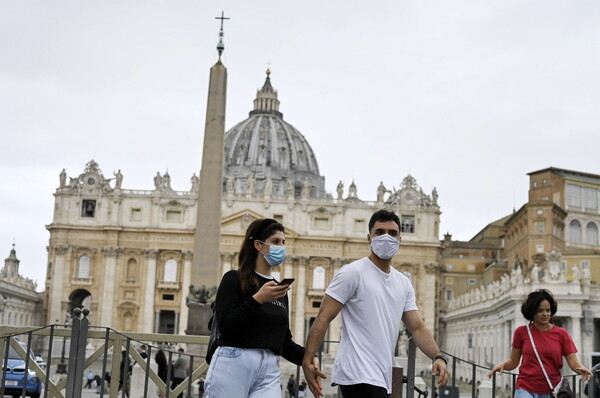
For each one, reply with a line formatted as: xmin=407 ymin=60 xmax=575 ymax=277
xmin=325 ymin=257 xmax=418 ymax=393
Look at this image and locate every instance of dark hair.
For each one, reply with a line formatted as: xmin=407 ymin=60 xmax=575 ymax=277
xmin=368 ymin=209 xmax=401 ymax=233
xmin=154 ymin=349 xmax=166 ymax=363
xmin=521 ymin=289 xmax=557 ymax=321
xmin=238 ymin=218 xmax=285 ymax=294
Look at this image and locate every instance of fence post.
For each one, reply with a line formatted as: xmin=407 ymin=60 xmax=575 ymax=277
xmin=406 ymin=338 xmax=416 ymax=398
xmin=392 ymin=367 xmax=404 ymax=398
xmin=65 ymin=308 xmax=90 ymax=398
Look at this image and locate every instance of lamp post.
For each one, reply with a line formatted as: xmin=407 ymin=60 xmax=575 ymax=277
xmin=0 ymin=295 xmax=7 ymax=324
xmin=56 ymin=312 xmax=71 ymax=375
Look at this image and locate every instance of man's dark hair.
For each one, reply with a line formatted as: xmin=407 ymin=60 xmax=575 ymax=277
xmin=521 ymin=289 xmax=557 ymax=321
xmin=368 ymin=209 xmax=401 ymax=233
xmin=140 ymin=344 xmax=147 ymax=350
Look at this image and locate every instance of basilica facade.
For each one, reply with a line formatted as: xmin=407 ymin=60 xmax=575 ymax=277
xmin=44 ymin=73 xmax=443 ymax=349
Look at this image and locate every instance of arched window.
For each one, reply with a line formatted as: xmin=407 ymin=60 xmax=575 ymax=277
xmin=312 ymin=266 xmax=326 ymax=290
xmin=126 ymin=258 xmax=137 ymax=281
xmin=586 ymin=222 xmax=598 ymax=245
xmin=77 ymin=255 xmax=91 ymax=278
xmin=570 ymin=220 xmax=582 ymax=243
xmin=164 ymin=259 xmax=177 ymax=282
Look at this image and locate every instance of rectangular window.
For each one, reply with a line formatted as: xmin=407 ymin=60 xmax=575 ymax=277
xmin=467 ymin=279 xmax=476 ymax=285
xmin=583 ymin=187 xmax=598 ymax=210
xmin=353 ymin=219 xmax=365 ymax=232
xmin=130 ymin=208 xmax=142 ymax=221
xmin=313 ymin=217 xmax=330 ymax=230
xmin=468 ymin=333 xmax=473 ymax=349
xmin=581 ymin=260 xmax=590 ymax=270
xmin=468 ymin=264 xmax=476 ymax=271
xmin=81 ymin=200 xmax=96 ymax=218
xmin=446 ymin=290 xmax=453 ymax=300
xmin=566 ymin=184 xmax=582 ymax=207
xmin=166 ymin=210 xmax=182 ymax=222
xmin=162 ymin=294 xmax=174 ymax=301
xmin=446 ymin=264 xmax=454 ymax=270
xmin=401 ymin=215 xmax=415 ymax=233
xmin=536 ymin=244 xmax=544 ymax=253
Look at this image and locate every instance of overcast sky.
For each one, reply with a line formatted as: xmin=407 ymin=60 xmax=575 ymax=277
xmin=1 ymin=1 xmax=599 ymax=288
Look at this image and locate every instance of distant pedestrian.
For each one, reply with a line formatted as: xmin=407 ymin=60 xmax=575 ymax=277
xmin=171 ymin=348 xmax=187 ymax=398
xmin=287 ymin=374 xmax=296 ymax=398
xmin=139 ymin=344 xmax=148 ymax=360
xmin=85 ymin=370 xmax=94 ymax=388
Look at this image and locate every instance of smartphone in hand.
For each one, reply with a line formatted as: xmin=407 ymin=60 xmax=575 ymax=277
xmin=278 ymin=278 xmax=295 ymax=286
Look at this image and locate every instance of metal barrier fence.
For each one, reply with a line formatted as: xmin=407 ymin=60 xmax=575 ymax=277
xmin=1 ymin=312 xmax=595 ymax=398
xmin=0 ymin=309 xmax=208 ymax=398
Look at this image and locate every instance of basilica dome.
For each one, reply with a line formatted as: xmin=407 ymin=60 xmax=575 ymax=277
xmin=223 ymin=71 xmax=326 ymax=198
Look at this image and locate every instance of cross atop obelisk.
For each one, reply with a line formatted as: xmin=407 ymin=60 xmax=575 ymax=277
xmin=186 ymin=14 xmax=229 ymax=336
xmin=215 ymin=11 xmax=229 ymax=58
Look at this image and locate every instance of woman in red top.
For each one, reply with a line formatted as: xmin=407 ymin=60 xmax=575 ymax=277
xmin=487 ymin=289 xmax=592 ymax=398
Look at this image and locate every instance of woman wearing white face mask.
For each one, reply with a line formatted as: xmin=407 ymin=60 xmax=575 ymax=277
xmin=204 ymin=218 xmax=320 ymax=398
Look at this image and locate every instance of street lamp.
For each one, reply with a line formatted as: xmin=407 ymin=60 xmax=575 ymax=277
xmin=0 ymin=295 xmax=7 ymax=324
xmin=56 ymin=312 xmax=71 ymax=375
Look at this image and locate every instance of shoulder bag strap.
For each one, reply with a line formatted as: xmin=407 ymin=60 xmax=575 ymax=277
xmin=526 ymin=323 xmax=556 ymax=392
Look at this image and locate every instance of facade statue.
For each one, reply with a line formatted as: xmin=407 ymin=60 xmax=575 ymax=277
xmin=571 ymin=265 xmax=580 ymax=283
xmin=432 ymin=187 xmax=438 ymax=205
xmin=287 ymin=179 xmax=294 ymax=197
xmin=336 ymin=181 xmax=344 ymax=200
xmin=302 ymin=178 xmax=310 ymax=199
xmin=59 ymin=169 xmax=67 ymax=188
xmin=154 ymin=172 xmax=162 ymax=190
xmin=246 ymin=173 xmax=255 ymax=195
xmin=531 ymin=264 xmax=540 ymax=282
xmin=226 ymin=176 xmax=234 ymax=194
xmin=114 ymin=170 xmax=123 ymax=189
xmin=162 ymin=172 xmax=172 ymax=190
xmin=377 ymin=182 xmax=387 ymax=202
xmin=190 ymin=173 xmax=199 ymax=192
xmin=264 ymin=177 xmax=273 ymax=196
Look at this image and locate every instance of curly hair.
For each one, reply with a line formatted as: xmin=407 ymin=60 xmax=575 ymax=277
xmin=521 ymin=289 xmax=557 ymax=322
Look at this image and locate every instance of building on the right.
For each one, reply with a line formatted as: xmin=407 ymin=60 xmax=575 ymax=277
xmin=440 ymin=167 xmax=600 ymax=383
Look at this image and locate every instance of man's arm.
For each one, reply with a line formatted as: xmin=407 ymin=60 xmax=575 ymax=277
xmin=402 ymin=310 xmax=448 ymax=387
xmin=302 ymin=294 xmax=343 ymax=398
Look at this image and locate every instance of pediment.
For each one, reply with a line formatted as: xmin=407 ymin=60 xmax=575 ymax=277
xmin=221 ymin=209 xmax=299 ymax=238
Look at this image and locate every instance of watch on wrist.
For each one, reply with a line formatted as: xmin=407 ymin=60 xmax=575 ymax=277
xmin=434 ymin=354 xmax=448 ymax=364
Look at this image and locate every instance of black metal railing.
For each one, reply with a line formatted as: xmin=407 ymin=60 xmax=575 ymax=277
xmin=2 ymin=315 xmax=596 ymax=398
xmin=0 ymin=309 xmax=208 ymax=398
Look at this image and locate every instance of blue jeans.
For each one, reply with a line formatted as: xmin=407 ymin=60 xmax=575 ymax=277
xmin=515 ymin=388 xmax=552 ymax=398
xmin=204 ymin=346 xmax=281 ymax=398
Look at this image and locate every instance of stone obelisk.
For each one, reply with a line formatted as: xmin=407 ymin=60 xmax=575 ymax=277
xmin=186 ymin=13 xmax=228 ymax=336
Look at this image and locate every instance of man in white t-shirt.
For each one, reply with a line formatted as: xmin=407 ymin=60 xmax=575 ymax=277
xmin=302 ymin=209 xmax=448 ymax=398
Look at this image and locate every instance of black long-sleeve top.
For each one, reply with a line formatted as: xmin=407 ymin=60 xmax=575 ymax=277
xmin=214 ymin=270 xmax=304 ymax=365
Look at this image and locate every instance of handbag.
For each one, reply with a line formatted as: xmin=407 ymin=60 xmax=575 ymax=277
xmin=526 ymin=324 xmax=574 ymax=398
xmin=205 ymin=301 xmax=220 ymax=364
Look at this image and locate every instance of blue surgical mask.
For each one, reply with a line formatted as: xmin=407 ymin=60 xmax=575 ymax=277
xmin=259 ymin=242 xmax=286 ymax=266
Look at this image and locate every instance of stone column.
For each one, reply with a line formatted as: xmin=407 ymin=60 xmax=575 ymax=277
xmin=100 ymin=247 xmax=120 ymax=327
xmin=142 ymin=249 xmax=158 ymax=333
xmin=570 ymin=315 xmax=582 ymax=356
xmin=220 ymin=252 xmax=234 ymax=275
xmin=293 ymin=257 xmax=308 ymax=343
xmin=328 ymin=259 xmax=344 ymax=352
xmin=179 ymin=252 xmax=193 ymax=335
xmin=49 ymin=245 xmax=69 ymax=324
